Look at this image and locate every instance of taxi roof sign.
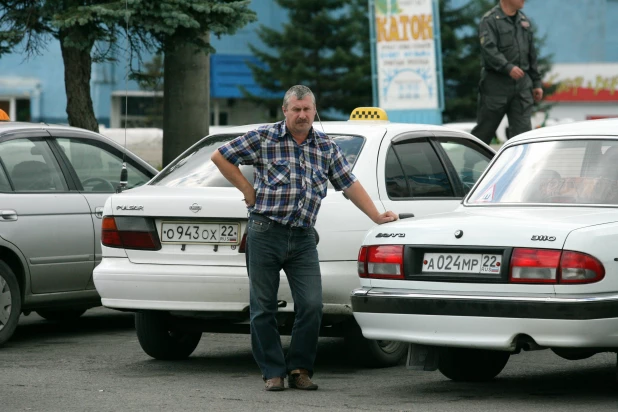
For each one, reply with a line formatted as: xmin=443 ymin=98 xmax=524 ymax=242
xmin=349 ymin=107 xmax=388 ymax=121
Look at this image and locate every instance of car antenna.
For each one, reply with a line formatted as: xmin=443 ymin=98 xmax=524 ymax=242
xmin=116 ymin=0 xmax=130 ymax=193
xmin=315 ymin=109 xmax=328 ymax=138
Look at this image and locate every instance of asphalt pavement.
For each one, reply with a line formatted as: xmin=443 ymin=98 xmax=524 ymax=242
xmin=1 ymin=308 xmax=617 ymax=412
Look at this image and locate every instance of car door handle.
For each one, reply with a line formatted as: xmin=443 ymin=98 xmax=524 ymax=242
xmin=94 ymin=207 xmax=104 ymax=219
xmin=0 ymin=209 xmax=17 ymax=221
xmin=399 ymin=213 xmax=415 ymax=220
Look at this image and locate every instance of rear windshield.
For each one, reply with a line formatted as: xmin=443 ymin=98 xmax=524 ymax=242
xmin=467 ymin=139 xmax=618 ymax=205
xmin=150 ymin=133 xmax=364 ymax=188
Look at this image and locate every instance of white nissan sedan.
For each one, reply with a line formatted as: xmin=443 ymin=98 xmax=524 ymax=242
xmin=352 ymin=118 xmax=618 ymax=381
xmin=93 ymin=108 xmax=494 ymax=366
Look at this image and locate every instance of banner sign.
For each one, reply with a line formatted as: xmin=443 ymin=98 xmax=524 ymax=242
xmin=374 ymin=0 xmax=439 ymax=110
xmin=545 ymin=63 xmax=618 ymax=102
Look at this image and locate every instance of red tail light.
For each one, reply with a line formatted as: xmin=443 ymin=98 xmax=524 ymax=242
xmin=510 ymin=248 xmax=604 ymax=284
xmin=101 ymin=216 xmax=161 ymax=251
xmin=357 ymin=245 xmax=404 ymax=279
xmin=238 ymin=231 xmax=248 ymax=253
xmin=510 ymin=248 xmax=560 ymax=283
xmin=101 ymin=217 xmax=122 ymax=247
xmin=358 ymin=246 xmax=369 ymax=277
xmin=559 ymin=251 xmax=605 ymax=284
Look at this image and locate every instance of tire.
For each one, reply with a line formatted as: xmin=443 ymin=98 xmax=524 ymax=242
xmin=438 ymin=347 xmax=510 ymax=382
xmin=135 ymin=311 xmax=202 ymax=360
xmin=343 ymin=319 xmax=407 ymax=368
xmin=0 ymin=261 xmax=22 ymax=346
xmin=551 ymin=348 xmax=596 ymax=361
xmin=36 ymin=309 xmax=87 ymax=322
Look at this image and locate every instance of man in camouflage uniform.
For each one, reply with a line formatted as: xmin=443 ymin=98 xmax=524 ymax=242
xmin=470 ymin=0 xmax=543 ymax=145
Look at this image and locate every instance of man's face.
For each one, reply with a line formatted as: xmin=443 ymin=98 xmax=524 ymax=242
xmin=283 ymin=95 xmax=316 ymax=137
xmin=504 ymin=0 xmax=525 ymax=10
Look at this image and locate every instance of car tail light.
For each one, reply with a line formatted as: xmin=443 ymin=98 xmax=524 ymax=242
xmin=559 ymin=251 xmax=605 ymax=284
xmin=357 ymin=245 xmax=404 ymax=279
xmin=510 ymin=248 xmax=560 ymax=283
xmin=238 ymin=230 xmax=248 ymax=253
xmin=510 ymin=248 xmax=604 ymax=284
xmin=101 ymin=216 xmax=161 ymax=250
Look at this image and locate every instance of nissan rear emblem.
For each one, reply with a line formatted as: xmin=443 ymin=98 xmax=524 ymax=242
xmin=189 ymin=203 xmax=202 ymax=213
xmin=454 ymin=230 xmax=463 ymax=239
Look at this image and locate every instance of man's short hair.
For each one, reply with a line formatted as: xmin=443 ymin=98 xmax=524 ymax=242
xmin=283 ymin=85 xmax=315 ymax=108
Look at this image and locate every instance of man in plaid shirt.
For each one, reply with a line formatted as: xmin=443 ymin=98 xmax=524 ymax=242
xmin=212 ymin=85 xmax=397 ymax=392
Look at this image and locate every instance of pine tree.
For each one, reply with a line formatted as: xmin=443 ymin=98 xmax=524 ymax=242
xmin=0 ymin=0 xmax=256 ymax=165
xmin=245 ymin=0 xmax=373 ymax=120
xmin=246 ymin=0 xmax=552 ymax=124
xmin=0 ymin=0 xmax=127 ymax=132
xmin=124 ymin=1 xmax=256 ymax=165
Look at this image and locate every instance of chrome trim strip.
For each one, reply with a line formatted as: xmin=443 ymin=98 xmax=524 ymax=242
xmin=352 ymin=288 xmax=618 ymax=304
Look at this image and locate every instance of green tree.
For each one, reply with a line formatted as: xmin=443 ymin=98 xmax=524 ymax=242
xmin=125 ymin=1 xmax=256 ymax=165
xmin=440 ymin=0 xmax=554 ymax=122
xmin=0 ymin=0 xmax=127 ymax=132
xmin=0 ymin=0 xmax=256 ymax=165
xmin=245 ymin=0 xmax=372 ymax=120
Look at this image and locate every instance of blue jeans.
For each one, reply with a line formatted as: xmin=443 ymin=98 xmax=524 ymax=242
xmin=246 ymin=212 xmax=322 ymax=380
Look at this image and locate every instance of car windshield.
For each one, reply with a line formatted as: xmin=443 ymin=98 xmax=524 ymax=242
xmin=150 ymin=132 xmax=364 ymax=188
xmin=467 ymin=138 xmax=618 ymax=206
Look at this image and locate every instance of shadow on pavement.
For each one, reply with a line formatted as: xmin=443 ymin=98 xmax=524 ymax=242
xmin=9 ymin=308 xmax=135 ymax=345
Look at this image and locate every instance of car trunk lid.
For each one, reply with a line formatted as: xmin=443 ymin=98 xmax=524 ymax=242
xmin=110 ymin=186 xmax=249 ymax=265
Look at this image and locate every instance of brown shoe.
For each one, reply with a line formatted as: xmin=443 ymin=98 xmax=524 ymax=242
xmin=264 ymin=377 xmax=285 ymax=391
xmin=288 ymin=369 xmax=318 ymax=390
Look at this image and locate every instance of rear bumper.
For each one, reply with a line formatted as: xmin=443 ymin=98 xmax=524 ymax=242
xmin=351 ymin=288 xmax=618 ymax=350
xmin=93 ymin=258 xmax=357 ymax=315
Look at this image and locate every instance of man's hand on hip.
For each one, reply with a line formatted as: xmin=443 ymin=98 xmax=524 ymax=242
xmin=242 ymin=188 xmax=256 ymax=207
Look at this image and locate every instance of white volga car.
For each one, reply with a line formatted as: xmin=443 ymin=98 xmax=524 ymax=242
xmin=93 ymin=107 xmax=494 ymax=366
xmin=352 ymin=118 xmax=618 ymax=380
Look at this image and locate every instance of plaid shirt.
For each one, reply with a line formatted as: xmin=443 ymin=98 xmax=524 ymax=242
xmin=218 ymin=120 xmax=357 ymax=227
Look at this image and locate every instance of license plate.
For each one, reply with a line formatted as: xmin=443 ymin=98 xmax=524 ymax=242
xmin=422 ymin=253 xmax=501 ymax=274
xmin=160 ymin=221 xmax=240 ymax=245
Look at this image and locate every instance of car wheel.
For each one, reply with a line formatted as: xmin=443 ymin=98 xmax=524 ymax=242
xmin=438 ymin=347 xmax=510 ymax=382
xmin=343 ymin=319 xmax=407 ymax=367
xmin=35 ymin=309 xmax=87 ymax=322
xmin=0 ymin=261 xmax=22 ymax=346
xmin=135 ymin=311 xmax=202 ymax=360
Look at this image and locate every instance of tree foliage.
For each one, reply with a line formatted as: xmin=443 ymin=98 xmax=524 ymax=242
xmin=0 ymin=0 xmax=256 ymax=164
xmin=0 ymin=0 xmax=128 ymax=131
xmin=245 ymin=0 xmax=373 ymax=120
xmin=122 ymin=0 xmax=257 ymax=165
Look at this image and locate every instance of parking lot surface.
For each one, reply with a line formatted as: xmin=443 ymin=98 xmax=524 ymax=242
xmin=1 ymin=308 xmax=617 ymax=412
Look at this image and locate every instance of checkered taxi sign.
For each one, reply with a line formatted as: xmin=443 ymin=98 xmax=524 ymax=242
xmin=349 ymin=107 xmax=389 ymax=121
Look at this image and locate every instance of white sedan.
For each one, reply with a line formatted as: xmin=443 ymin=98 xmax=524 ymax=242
xmin=93 ymin=107 xmax=494 ymax=366
xmin=352 ymin=118 xmax=618 ymax=381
